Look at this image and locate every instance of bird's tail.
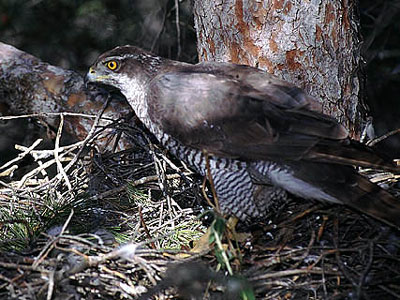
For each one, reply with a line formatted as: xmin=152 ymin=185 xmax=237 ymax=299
xmin=340 ymin=174 xmax=400 ymax=229
xmin=285 ymin=161 xmax=400 ymax=229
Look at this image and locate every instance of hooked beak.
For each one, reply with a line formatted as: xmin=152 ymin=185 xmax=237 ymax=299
xmin=84 ymin=67 xmax=112 ymax=89
xmin=84 ymin=68 xmax=120 ymax=94
xmin=84 ymin=67 xmax=97 ymax=85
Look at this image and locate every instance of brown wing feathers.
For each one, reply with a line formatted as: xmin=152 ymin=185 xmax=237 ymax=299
xmin=150 ymin=71 xmax=397 ymax=172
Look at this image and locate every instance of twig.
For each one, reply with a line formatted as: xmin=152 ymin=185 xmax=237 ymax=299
xmin=139 ymin=205 xmax=156 ymax=249
xmin=252 ymin=268 xmax=340 ymax=280
xmin=86 ymin=173 xmax=186 ymax=202
xmin=46 ymin=271 xmax=55 ymax=300
xmin=174 ymin=0 xmax=181 ymax=58
xmin=0 ymin=139 xmax=42 ymax=172
xmin=378 ymin=285 xmax=400 ymax=298
xmin=16 ymin=152 xmax=71 ymax=189
xmin=151 ymin=2 xmax=168 ymax=51
xmin=57 ymin=95 xmax=112 ymax=182
xmin=16 ymin=140 xmax=85 ymax=159
xmin=158 ymin=151 xmax=193 ymax=185
xmin=333 ymin=218 xmax=360 ymax=295
xmin=367 ymin=128 xmax=400 ymax=146
xmin=292 ymin=230 xmax=315 ymax=269
xmin=202 ymin=176 xmax=216 ymax=211
xmin=203 ymin=150 xmax=220 ymax=212
xmin=54 ymin=114 xmax=72 ymax=190
xmin=60 ymin=209 xmax=74 ymax=235
xmin=0 ymin=261 xmax=49 ymax=273
xmin=32 ymin=209 xmax=74 ymax=268
xmin=357 ymin=241 xmax=374 ymax=297
xmin=0 ymin=112 xmax=101 ymax=121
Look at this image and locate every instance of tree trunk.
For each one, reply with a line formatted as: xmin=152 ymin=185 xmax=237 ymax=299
xmin=193 ymin=0 xmax=364 ymax=138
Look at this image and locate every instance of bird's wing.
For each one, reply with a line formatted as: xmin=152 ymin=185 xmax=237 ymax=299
xmin=147 ymin=69 xmax=395 ymax=170
xmin=195 ymin=61 xmax=324 ymax=112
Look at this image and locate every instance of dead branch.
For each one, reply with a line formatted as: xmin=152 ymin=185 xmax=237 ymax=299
xmin=0 ymin=42 xmax=134 ymax=152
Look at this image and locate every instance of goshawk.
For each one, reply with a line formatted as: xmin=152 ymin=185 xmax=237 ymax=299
xmin=85 ymin=45 xmax=400 ymax=229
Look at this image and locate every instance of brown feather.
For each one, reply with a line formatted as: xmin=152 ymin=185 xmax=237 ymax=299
xmin=148 ymin=71 xmax=397 ymax=171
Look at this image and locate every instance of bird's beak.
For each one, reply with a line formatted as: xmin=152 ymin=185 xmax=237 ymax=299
xmin=84 ymin=67 xmax=112 ymax=87
xmin=84 ymin=67 xmax=97 ymax=84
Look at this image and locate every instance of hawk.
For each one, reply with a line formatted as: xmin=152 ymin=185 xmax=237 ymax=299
xmin=85 ymin=45 xmax=400 ymax=229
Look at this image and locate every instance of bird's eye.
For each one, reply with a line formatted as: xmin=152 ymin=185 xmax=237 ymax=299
xmin=106 ymin=60 xmax=119 ymax=71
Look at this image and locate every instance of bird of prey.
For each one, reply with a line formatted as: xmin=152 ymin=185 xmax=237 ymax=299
xmin=85 ymin=45 xmax=400 ymax=229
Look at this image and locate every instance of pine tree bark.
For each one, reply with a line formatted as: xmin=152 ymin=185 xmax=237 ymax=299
xmin=193 ymin=0 xmax=364 ymax=138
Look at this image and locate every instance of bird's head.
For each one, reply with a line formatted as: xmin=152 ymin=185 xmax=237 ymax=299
xmin=85 ymin=45 xmax=163 ymax=104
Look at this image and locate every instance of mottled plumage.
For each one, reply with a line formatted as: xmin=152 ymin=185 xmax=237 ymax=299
xmin=86 ymin=45 xmax=400 ymax=228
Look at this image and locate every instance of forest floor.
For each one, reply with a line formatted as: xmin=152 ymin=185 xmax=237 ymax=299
xmin=1 ymin=117 xmax=400 ymax=300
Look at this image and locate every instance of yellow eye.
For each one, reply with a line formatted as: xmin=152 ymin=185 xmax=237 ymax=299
xmin=106 ymin=60 xmax=119 ymax=71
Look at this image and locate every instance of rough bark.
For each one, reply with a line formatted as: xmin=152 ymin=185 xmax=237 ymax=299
xmin=193 ymin=0 xmax=364 ymax=138
xmin=0 ymin=42 xmax=134 ymax=152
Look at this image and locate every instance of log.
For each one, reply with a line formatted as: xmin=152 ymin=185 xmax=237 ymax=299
xmin=0 ymin=42 xmax=134 ymax=152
